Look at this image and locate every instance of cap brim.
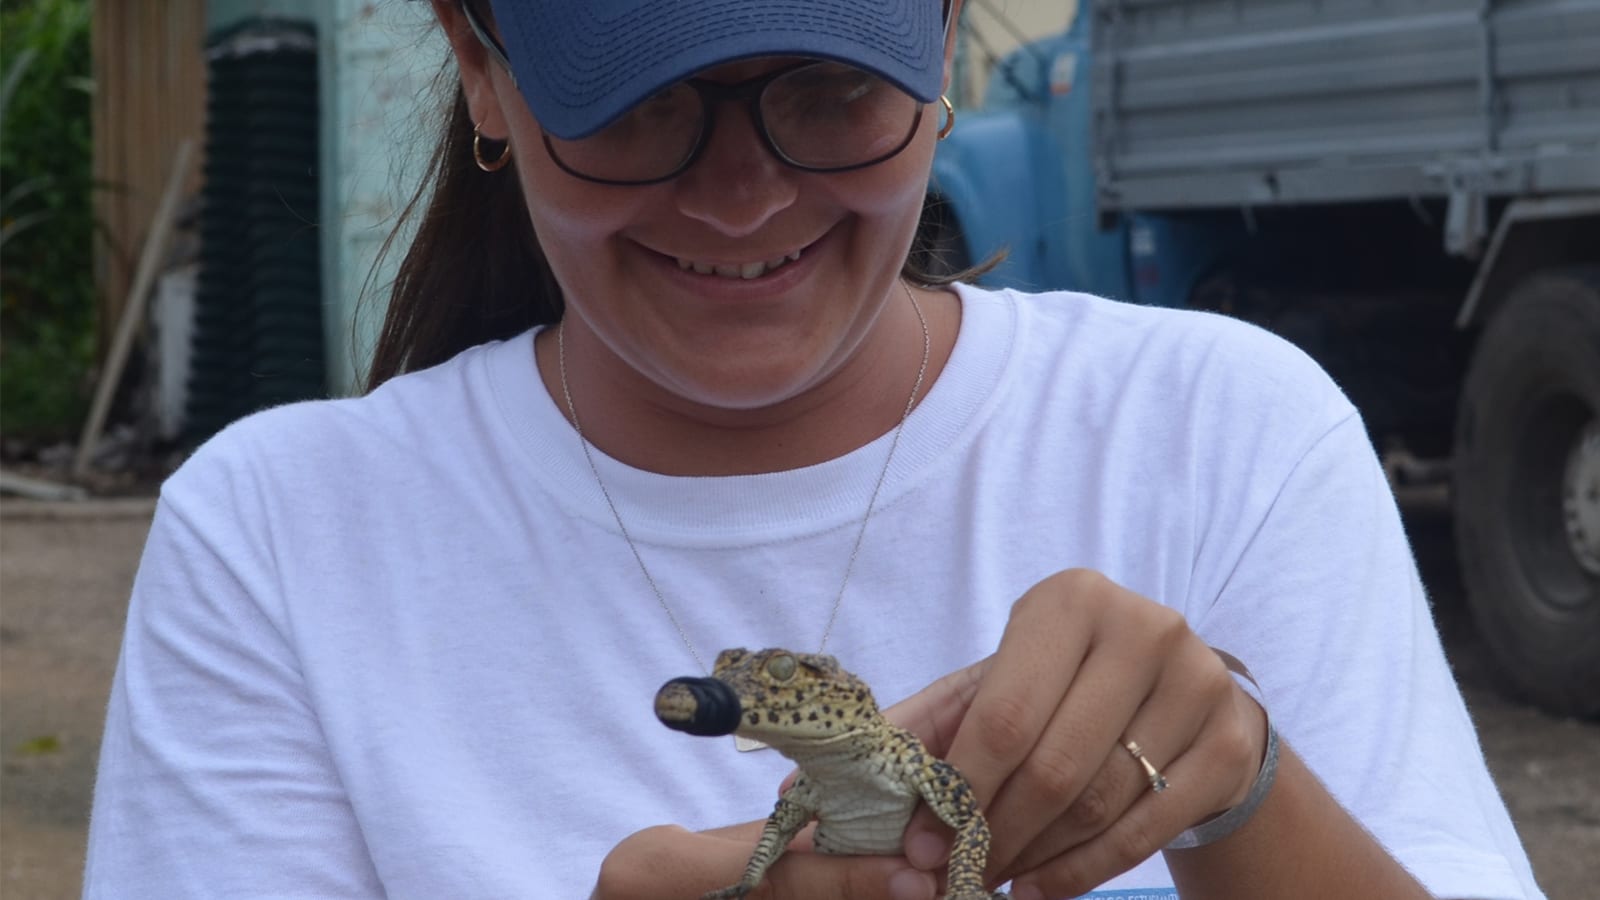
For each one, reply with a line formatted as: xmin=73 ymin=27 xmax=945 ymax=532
xmin=489 ymin=0 xmax=945 ymax=140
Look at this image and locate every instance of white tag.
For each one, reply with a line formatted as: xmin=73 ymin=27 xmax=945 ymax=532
xmin=734 ymin=736 xmax=769 ymax=752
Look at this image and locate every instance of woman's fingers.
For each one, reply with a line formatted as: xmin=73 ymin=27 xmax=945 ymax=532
xmin=874 ymin=569 xmax=1269 ymax=895
xmin=978 ymin=636 xmax=1167 ymax=876
xmin=993 ymin=637 xmax=1234 ymax=881
xmin=940 ymin=571 xmax=1100 ymax=804
xmin=593 ymin=823 xmax=939 ymax=900
xmin=881 ymin=654 xmax=991 ymax=757
xmin=893 ymin=570 xmax=1112 ymax=879
xmin=1011 ymin=696 xmax=1271 ymax=899
xmin=892 ymin=570 xmax=1130 ymax=877
xmin=889 ymin=569 xmax=1267 ymax=895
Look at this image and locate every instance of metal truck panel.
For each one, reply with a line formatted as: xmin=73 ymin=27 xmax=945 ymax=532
xmin=1092 ymin=0 xmax=1600 ymax=212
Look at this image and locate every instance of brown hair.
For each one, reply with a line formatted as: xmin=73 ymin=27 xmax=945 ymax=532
xmin=365 ymin=0 xmax=994 ymax=391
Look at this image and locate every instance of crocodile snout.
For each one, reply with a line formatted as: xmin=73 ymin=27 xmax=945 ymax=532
xmin=655 ymin=676 xmax=743 ymax=737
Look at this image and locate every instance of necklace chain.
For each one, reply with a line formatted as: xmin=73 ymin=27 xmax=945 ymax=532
xmin=557 ymin=282 xmax=931 ymax=675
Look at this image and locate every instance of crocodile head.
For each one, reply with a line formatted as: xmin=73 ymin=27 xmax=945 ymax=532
xmin=655 ymin=648 xmax=883 ymax=749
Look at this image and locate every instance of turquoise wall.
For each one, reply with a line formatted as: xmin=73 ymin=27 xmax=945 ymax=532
xmin=320 ymin=0 xmax=446 ymax=394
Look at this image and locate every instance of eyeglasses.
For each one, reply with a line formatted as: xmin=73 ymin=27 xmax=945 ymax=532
xmin=460 ymin=2 xmax=941 ymax=186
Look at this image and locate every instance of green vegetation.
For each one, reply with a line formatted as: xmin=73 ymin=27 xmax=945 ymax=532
xmin=1 ymin=0 xmax=96 ymax=439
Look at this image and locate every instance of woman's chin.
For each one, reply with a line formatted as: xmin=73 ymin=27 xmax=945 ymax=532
xmin=663 ymin=369 xmax=821 ymax=413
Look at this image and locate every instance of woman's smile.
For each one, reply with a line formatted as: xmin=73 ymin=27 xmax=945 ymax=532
xmin=638 ymin=229 xmax=829 ymax=300
xmin=669 ymin=249 xmax=803 ymax=280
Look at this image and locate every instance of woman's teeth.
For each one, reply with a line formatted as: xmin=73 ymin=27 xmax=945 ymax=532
xmin=676 ymin=250 xmax=802 ymax=280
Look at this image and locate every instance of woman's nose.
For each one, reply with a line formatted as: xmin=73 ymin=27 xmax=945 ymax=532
xmin=673 ymin=109 xmax=798 ymax=237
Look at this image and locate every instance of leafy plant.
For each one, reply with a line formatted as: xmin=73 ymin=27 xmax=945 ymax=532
xmin=1 ymin=48 xmax=53 ymax=248
xmin=1 ymin=0 xmax=97 ymax=440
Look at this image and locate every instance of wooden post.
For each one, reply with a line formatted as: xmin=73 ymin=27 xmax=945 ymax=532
xmin=91 ymin=0 xmax=207 ymax=359
xmin=73 ymin=139 xmax=195 ymax=478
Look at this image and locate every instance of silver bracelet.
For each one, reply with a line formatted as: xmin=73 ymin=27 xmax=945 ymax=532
xmin=1165 ymin=714 xmax=1280 ymax=850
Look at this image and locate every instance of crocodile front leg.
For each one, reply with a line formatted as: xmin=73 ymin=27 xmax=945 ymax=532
xmin=945 ymin=810 xmax=1003 ymax=900
xmin=910 ymin=756 xmax=1008 ymax=900
xmin=703 ymin=777 xmax=820 ymax=900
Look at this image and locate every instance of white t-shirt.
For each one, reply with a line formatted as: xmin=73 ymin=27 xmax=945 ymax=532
xmin=86 ymin=285 xmax=1544 ymax=899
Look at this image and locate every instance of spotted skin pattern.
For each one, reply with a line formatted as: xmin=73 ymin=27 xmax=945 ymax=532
xmin=684 ymin=648 xmax=1007 ymax=900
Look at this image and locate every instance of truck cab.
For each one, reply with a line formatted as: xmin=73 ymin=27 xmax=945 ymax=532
xmin=929 ymin=0 xmax=1600 ymax=718
xmin=929 ymin=10 xmax=1232 ymax=312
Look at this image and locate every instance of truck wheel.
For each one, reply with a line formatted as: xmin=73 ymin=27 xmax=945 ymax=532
xmin=1455 ymin=266 xmax=1600 ymax=718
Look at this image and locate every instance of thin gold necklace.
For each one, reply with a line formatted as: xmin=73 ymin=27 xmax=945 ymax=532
xmin=557 ymin=283 xmax=931 ymax=749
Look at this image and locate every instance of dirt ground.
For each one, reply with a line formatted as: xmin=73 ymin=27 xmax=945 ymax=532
xmin=2 ymin=502 xmax=149 ymax=899
xmin=1 ymin=494 xmax=1596 ymax=899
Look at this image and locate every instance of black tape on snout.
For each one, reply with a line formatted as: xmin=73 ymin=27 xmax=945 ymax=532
xmin=656 ymin=676 xmax=743 ymax=737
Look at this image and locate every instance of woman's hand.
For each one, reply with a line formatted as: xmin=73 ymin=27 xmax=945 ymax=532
xmin=591 ymin=820 xmax=940 ymax=900
xmin=887 ymin=569 xmax=1268 ymax=899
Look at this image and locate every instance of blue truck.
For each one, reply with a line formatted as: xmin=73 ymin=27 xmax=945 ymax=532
xmin=930 ymin=0 xmax=1600 ymax=716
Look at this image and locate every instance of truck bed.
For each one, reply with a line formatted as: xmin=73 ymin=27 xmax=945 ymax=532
xmin=1091 ymin=0 xmax=1600 ymax=212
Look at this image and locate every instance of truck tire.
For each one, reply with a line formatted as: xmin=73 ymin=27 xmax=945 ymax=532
xmin=1455 ymin=266 xmax=1600 ymax=718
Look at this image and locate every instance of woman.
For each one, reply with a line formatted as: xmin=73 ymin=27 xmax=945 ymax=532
xmin=85 ymin=1 xmax=1544 ymax=898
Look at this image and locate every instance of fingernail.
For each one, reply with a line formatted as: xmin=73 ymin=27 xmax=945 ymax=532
xmin=903 ymin=830 xmax=948 ymax=870
xmin=889 ymin=868 xmax=937 ymax=900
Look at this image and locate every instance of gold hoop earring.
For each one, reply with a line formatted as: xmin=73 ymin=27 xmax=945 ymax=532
xmin=937 ymin=96 xmax=956 ymax=140
xmin=473 ymin=124 xmax=511 ymax=172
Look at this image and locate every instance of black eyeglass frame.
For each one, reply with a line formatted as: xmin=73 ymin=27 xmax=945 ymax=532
xmin=553 ymin=61 xmax=927 ymax=186
xmin=459 ymin=0 xmax=953 ymax=186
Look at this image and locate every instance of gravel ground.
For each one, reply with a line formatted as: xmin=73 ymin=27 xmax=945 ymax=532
xmin=1 ymin=495 xmax=1596 ymax=898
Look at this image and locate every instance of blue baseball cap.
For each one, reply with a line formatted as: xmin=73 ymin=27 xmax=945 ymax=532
xmin=485 ymin=0 xmax=948 ymax=140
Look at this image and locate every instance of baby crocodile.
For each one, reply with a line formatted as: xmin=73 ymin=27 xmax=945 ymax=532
xmin=656 ymin=647 xmax=1007 ymax=900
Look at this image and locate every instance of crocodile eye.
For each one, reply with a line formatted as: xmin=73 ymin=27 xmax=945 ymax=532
xmin=764 ymin=654 xmax=798 ymax=682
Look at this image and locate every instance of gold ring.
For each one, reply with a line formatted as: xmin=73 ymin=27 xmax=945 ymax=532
xmin=1123 ymin=739 xmax=1169 ymax=793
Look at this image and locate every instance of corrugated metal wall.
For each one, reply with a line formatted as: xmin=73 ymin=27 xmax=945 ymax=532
xmin=91 ymin=0 xmax=207 ymax=352
xmin=1093 ymin=0 xmax=1600 ymax=208
xmin=184 ymin=21 xmax=325 ymax=443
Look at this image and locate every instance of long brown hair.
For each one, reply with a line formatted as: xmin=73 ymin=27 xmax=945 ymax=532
xmin=365 ymin=0 xmax=993 ymax=391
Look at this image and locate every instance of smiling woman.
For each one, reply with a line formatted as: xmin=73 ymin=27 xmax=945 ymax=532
xmin=83 ymin=1 xmax=1546 ymax=899
xmin=369 ymin=0 xmax=980 ymax=393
